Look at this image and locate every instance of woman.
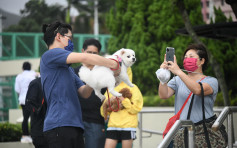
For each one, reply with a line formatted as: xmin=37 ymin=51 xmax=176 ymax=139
xmin=158 ymin=44 xmax=227 ymax=147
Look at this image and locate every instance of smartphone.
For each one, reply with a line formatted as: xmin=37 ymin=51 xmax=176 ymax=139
xmin=166 ymin=47 xmax=175 ymax=62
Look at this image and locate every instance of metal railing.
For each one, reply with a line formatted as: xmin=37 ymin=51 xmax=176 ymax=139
xmin=0 ymin=32 xmax=111 ymax=60
xmin=138 ymin=108 xmax=231 ymax=148
xmin=212 ymin=106 xmax=237 ymax=148
xmin=158 ymin=120 xmax=195 ymax=148
xmin=0 ymin=76 xmax=17 ymax=121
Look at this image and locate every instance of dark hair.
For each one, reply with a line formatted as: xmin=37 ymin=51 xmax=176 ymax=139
xmin=183 ymin=43 xmax=209 ymax=71
xmin=23 ymin=62 xmax=31 ymax=70
xmin=83 ymin=38 xmax=102 ymax=52
xmin=42 ymin=21 xmax=72 ymax=48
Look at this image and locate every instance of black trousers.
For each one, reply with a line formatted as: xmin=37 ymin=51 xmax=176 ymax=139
xmin=44 ymin=126 xmax=84 ymax=148
xmin=32 ymin=136 xmax=49 ymax=148
xmin=21 ymin=105 xmax=31 ymax=135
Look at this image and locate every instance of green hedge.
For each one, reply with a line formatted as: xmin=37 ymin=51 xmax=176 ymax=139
xmin=143 ymin=95 xmax=175 ymax=106
xmin=215 ymin=91 xmax=237 ymax=106
xmin=143 ymin=92 xmax=237 ymax=107
xmin=0 ymin=122 xmax=22 ymax=142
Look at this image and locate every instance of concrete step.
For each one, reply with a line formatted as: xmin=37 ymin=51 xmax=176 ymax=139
xmin=0 ymin=142 xmax=34 ymax=148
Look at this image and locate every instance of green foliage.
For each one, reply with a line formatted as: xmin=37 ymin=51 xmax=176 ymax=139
xmin=4 ymin=0 xmax=66 ymax=32
xmin=143 ymin=95 xmax=175 ymax=106
xmin=215 ymin=91 xmax=237 ymax=106
xmin=203 ymin=37 xmax=237 ymax=98
xmin=215 ymin=92 xmax=225 ymax=106
xmin=0 ymin=123 xmax=22 ymax=142
xmin=214 ymin=7 xmax=227 ymax=23
xmin=72 ymin=0 xmax=115 ymax=34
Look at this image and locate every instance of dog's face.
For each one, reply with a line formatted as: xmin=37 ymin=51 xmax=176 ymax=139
xmin=119 ymin=48 xmax=136 ymax=67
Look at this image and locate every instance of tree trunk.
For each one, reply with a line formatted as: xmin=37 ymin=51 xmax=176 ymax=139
xmin=176 ymin=0 xmax=230 ymax=106
xmin=226 ymin=0 xmax=237 ymax=19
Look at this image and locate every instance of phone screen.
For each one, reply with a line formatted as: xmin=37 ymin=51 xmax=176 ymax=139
xmin=166 ymin=47 xmax=175 ymax=62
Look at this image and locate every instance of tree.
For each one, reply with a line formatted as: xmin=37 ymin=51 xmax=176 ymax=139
xmin=4 ymin=0 xmax=66 ymax=32
xmin=226 ymin=0 xmax=237 ymax=18
xmin=71 ymin=0 xmax=115 ymax=33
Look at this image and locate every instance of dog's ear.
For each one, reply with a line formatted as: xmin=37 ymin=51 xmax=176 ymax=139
xmin=121 ymin=50 xmax=125 ymax=55
xmin=119 ymin=88 xmax=132 ymax=99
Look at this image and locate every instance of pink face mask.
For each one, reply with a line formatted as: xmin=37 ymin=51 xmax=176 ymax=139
xmin=183 ymin=58 xmax=198 ymax=72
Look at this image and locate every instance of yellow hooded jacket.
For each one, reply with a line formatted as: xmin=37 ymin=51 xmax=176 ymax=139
xmin=100 ymin=68 xmax=143 ymax=129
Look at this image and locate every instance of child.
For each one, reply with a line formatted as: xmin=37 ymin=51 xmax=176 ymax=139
xmin=101 ymin=68 xmax=143 ymax=148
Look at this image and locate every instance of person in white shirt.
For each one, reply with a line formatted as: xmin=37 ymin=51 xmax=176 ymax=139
xmin=15 ymin=61 xmax=37 ymax=143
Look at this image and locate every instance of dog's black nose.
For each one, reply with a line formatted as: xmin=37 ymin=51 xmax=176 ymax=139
xmin=132 ymin=58 xmax=136 ymax=62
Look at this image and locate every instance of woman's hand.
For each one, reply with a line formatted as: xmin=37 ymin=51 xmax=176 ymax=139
xmin=167 ymin=55 xmax=182 ymax=75
xmin=160 ymin=54 xmax=168 ymax=69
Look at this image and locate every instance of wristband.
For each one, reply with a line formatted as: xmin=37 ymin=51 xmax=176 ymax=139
xmin=109 ymin=58 xmax=120 ymax=71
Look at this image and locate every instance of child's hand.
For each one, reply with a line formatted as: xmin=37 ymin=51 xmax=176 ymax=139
xmin=119 ymin=96 xmax=125 ymax=101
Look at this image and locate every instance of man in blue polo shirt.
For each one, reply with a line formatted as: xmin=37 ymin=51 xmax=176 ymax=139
xmin=40 ymin=21 xmax=120 ymax=148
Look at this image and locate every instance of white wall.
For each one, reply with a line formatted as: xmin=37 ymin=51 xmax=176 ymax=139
xmin=0 ymin=58 xmax=40 ymax=76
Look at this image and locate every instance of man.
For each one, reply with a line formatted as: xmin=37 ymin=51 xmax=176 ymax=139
xmin=40 ymin=21 xmax=119 ymax=148
xmin=15 ymin=61 xmax=36 ymax=143
xmin=25 ymin=77 xmax=48 ymax=148
xmin=74 ymin=38 xmax=106 ymax=148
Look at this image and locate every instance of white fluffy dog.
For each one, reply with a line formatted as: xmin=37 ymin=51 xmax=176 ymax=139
xmin=79 ymin=48 xmax=136 ymax=101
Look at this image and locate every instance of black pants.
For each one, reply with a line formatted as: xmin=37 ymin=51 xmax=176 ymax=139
xmin=44 ymin=126 xmax=84 ymax=148
xmin=32 ymin=136 xmax=49 ymax=148
xmin=21 ymin=105 xmax=31 ymax=135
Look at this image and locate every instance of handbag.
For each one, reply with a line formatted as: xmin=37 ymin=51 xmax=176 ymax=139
xmin=174 ymin=82 xmax=228 ymax=148
xmin=163 ymin=77 xmax=206 ymax=138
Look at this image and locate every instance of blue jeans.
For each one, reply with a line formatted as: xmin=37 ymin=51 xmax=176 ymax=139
xmin=83 ymin=121 xmax=106 ymax=148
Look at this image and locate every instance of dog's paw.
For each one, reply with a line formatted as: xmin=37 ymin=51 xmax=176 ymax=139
xmin=115 ymin=93 xmax=122 ymax=97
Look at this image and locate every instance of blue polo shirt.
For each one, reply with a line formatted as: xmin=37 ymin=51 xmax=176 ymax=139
xmin=40 ymin=48 xmax=84 ymax=132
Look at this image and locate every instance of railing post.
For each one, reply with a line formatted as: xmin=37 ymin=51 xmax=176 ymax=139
xmin=139 ymin=112 xmax=143 ymax=148
xmin=34 ymin=34 xmax=39 ymax=58
xmin=79 ymin=36 xmax=84 ymax=53
xmin=228 ymin=113 xmax=233 ymax=148
xmin=11 ymin=34 xmax=16 ymax=59
xmin=100 ymin=36 xmax=106 ymax=53
xmin=188 ymin=126 xmax=195 ymax=148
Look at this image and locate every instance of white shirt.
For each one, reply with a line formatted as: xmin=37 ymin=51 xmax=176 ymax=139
xmin=15 ymin=70 xmax=37 ymax=105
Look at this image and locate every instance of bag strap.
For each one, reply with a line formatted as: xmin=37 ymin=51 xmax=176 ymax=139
xmin=177 ymin=76 xmax=207 ymax=117
xmin=186 ymin=77 xmax=207 ymax=118
xmin=187 ymin=94 xmax=195 ymax=119
xmin=184 ymin=77 xmax=207 ymax=148
xmin=176 ymin=92 xmax=192 ymax=117
xmin=199 ymin=82 xmax=211 ymax=148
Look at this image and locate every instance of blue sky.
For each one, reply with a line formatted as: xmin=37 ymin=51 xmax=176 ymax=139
xmin=0 ymin=0 xmax=79 ymax=16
